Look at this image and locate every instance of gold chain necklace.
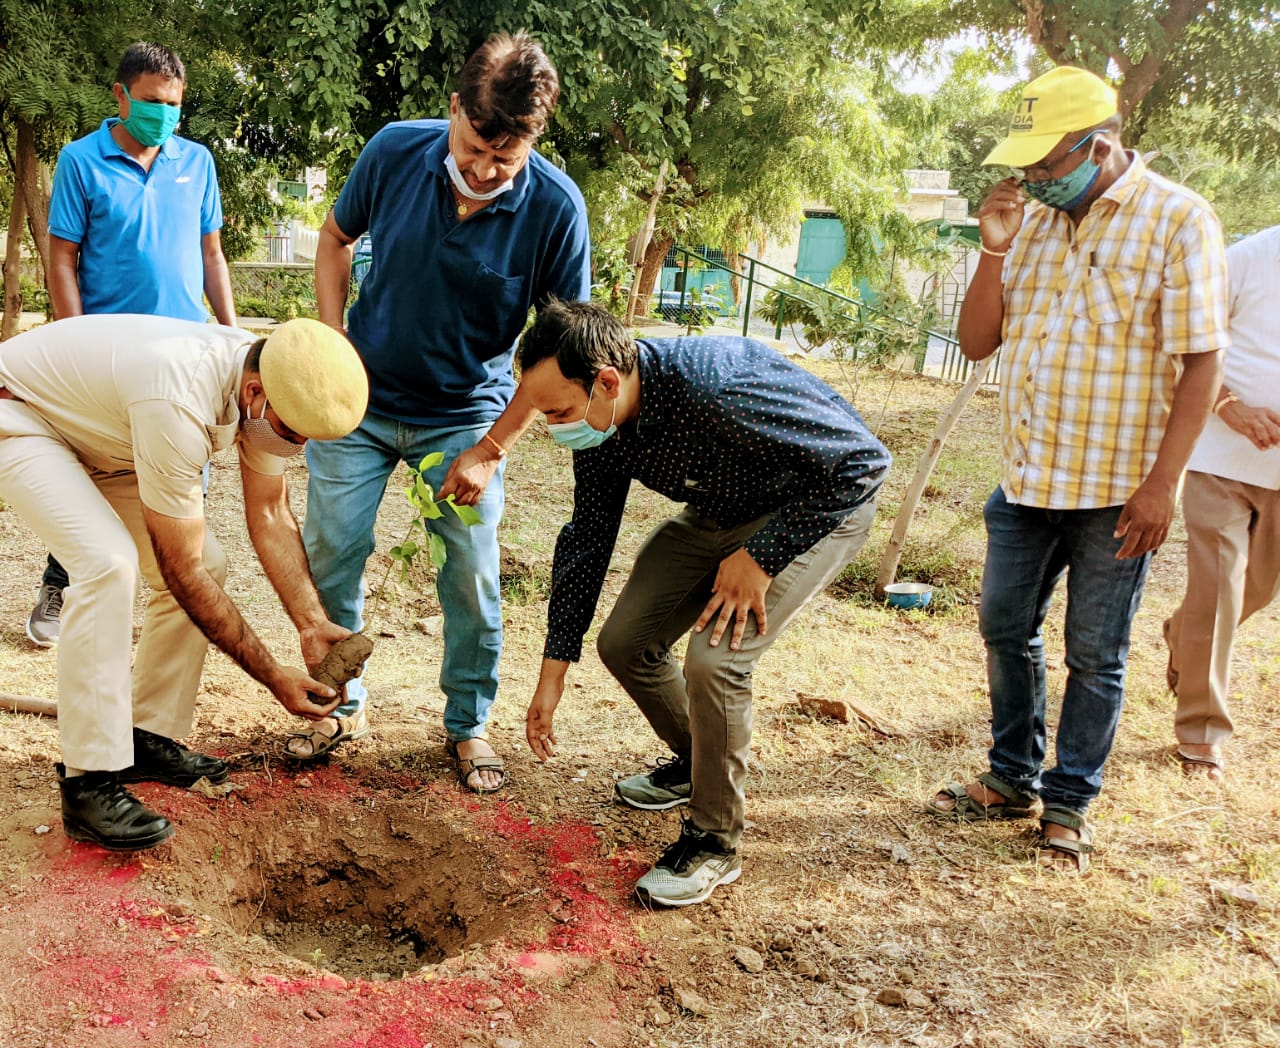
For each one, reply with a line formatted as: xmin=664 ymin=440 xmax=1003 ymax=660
xmin=449 ymin=184 xmax=470 ymax=217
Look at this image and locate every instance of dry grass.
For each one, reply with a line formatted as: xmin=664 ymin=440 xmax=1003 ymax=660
xmin=0 ymin=359 xmax=1277 ymax=1047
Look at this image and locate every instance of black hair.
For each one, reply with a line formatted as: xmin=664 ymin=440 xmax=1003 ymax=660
xmin=117 ymin=42 xmax=186 ymax=88
xmin=518 ymin=299 xmax=636 ymax=393
xmin=457 ymin=30 xmax=559 ymax=142
xmin=243 ymin=337 xmax=267 ymax=372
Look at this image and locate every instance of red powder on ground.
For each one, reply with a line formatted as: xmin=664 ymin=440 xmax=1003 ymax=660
xmin=3 ymin=765 xmax=647 ymax=1047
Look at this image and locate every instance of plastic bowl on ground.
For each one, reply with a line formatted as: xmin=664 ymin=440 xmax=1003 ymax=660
xmin=884 ymin=582 xmax=933 ymax=610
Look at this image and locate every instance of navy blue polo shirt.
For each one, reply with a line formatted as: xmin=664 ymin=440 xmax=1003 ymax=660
xmin=333 ymin=119 xmax=591 ymax=426
xmin=543 ymin=336 xmax=893 ymax=662
xmin=48 ymin=120 xmax=222 ymax=321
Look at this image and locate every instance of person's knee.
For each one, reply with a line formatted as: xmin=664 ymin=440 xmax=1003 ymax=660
xmin=305 ymin=516 xmax=375 ymax=575
xmin=597 ymin=618 xmax=641 ymax=678
xmin=1063 ymin=642 xmax=1126 ymax=678
xmin=684 ymin=639 xmax=744 ymax=697
xmin=979 ymin=602 xmax=1021 ymax=647
xmin=80 ymin=546 xmax=142 ymax=602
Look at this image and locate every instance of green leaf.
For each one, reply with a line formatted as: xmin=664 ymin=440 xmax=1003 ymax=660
xmin=443 ymin=495 xmax=484 ymax=527
xmin=418 ymin=452 xmax=445 ymax=472
xmin=421 ymin=497 xmax=444 ymax=520
xmin=390 ymin=539 xmax=418 ymax=563
xmin=412 ymin=476 xmax=435 ymax=508
xmin=429 ymin=532 xmax=447 ymax=568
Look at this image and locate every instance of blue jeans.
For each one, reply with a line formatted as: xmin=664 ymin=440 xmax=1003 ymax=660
xmin=980 ymin=486 xmax=1152 ymax=812
xmin=303 ymin=413 xmax=505 ymax=741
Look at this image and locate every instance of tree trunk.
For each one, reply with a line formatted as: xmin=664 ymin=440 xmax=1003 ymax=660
xmin=1116 ymin=0 xmax=1210 ymax=116
xmin=874 ymin=355 xmax=995 ymax=596
xmin=2 ymin=181 xmax=27 ymax=341
xmin=635 ymin=231 xmax=674 ymax=322
xmin=16 ymin=119 xmax=50 ymax=278
xmin=625 ymin=159 xmax=669 ymax=325
xmin=724 ymin=248 xmax=742 ymax=309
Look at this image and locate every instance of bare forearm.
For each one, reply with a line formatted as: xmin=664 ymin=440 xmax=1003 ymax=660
xmin=246 ymin=503 xmax=329 ymax=632
xmin=1148 ymin=351 xmax=1223 ymax=486
xmin=203 ymin=253 xmax=237 ymax=326
xmin=486 ymin=384 xmax=540 ymax=451
xmin=155 ymin=553 xmax=284 ymax=690
xmin=48 ymin=262 xmax=82 ymax=319
xmin=957 ymin=255 xmax=1005 ymax=362
xmin=315 ymin=233 xmax=353 ymax=330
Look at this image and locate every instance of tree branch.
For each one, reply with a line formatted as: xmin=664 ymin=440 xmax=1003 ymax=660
xmin=1116 ymin=0 xmax=1211 ymax=115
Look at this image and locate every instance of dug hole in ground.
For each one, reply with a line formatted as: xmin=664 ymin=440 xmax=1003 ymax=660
xmin=0 ymin=362 xmax=1276 ymax=1048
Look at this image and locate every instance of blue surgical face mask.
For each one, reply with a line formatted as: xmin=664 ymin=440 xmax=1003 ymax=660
xmin=1021 ymin=131 xmax=1104 ymax=211
xmin=120 ymin=85 xmax=182 ymax=147
xmin=548 ymin=382 xmax=617 ymax=450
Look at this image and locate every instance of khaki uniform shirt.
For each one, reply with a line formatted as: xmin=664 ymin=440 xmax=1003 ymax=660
xmin=0 ymin=313 xmax=283 ymax=518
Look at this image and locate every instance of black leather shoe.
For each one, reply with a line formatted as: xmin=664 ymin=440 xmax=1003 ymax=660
xmin=58 ymin=764 xmax=174 ymax=851
xmin=118 ymin=727 xmax=229 ymax=788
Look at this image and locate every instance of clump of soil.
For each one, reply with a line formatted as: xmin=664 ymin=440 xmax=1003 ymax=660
xmin=312 ymin=633 xmax=375 ymax=690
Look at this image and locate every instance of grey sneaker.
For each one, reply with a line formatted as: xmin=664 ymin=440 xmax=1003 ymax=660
xmin=26 ymin=583 xmax=63 ymax=647
xmin=635 ymin=819 xmax=741 ymax=907
xmin=615 ymin=755 xmax=691 ymax=810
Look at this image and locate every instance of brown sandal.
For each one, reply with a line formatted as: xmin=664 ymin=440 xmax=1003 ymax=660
xmin=284 ymin=709 xmax=369 ymax=761
xmin=1035 ymin=806 xmax=1094 ymax=874
xmin=445 ymin=738 xmax=508 ymax=794
xmin=1175 ymin=748 xmax=1225 ymax=780
xmin=926 ymin=771 xmax=1042 ymax=821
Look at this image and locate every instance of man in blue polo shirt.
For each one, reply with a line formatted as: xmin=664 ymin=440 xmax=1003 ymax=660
xmin=295 ymin=30 xmax=590 ymax=790
xmin=26 ymin=41 xmax=236 ymax=647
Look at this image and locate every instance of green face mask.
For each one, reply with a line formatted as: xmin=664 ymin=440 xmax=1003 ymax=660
xmin=120 ymin=85 xmax=181 ymax=147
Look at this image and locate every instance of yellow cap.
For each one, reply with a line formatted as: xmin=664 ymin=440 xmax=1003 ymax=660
xmin=259 ymin=319 xmax=369 ymax=441
xmin=983 ymin=66 xmax=1118 ymax=167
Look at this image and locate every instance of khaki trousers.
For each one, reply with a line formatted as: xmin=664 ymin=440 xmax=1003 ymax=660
xmin=0 ymin=400 xmax=224 ymax=771
xmin=597 ymin=502 xmax=877 ymax=851
xmin=1167 ymin=471 xmax=1280 ymax=746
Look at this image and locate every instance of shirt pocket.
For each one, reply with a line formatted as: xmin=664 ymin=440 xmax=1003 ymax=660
xmin=444 ymin=257 xmax=527 ymax=350
xmin=1075 ymin=267 xmax=1140 ymax=325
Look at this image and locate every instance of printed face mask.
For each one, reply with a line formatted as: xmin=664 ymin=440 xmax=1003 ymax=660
xmin=1021 ymin=131 xmax=1104 ymax=211
xmin=445 ymin=152 xmax=515 ymax=202
xmin=120 ymin=85 xmax=182 ymax=147
xmin=241 ymin=398 xmax=304 ymax=458
xmin=548 ymin=382 xmax=618 ymax=450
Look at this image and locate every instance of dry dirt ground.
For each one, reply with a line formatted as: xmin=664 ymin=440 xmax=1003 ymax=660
xmin=0 ymin=361 xmax=1277 ymax=1048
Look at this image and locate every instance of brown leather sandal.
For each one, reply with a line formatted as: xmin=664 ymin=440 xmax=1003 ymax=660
xmin=283 ymin=709 xmax=370 ymax=761
xmin=445 ymin=738 xmax=508 ymax=794
xmin=1035 ymin=806 xmax=1094 ymax=874
xmin=1176 ymin=748 xmax=1225 ymax=780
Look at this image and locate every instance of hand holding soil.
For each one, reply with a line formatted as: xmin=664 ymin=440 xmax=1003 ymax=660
xmin=271 ymin=665 xmax=344 ymax=719
xmin=311 ymin=633 xmax=376 ymax=692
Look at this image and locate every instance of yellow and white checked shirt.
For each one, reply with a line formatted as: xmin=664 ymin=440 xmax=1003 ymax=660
xmin=998 ymin=153 xmax=1230 ymax=509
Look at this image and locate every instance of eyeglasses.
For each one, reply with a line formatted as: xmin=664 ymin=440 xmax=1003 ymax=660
xmin=1012 ymin=130 xmax=1106 ymax=181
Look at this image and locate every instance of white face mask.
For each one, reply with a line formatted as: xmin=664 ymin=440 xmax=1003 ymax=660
xmin=241 ymin=398 xmax=304 ymax=458
xmin=445 ymin=152 xmax=514 ymax=202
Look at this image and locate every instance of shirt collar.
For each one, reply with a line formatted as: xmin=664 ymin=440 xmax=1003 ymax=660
xmin=97 ymin=118 xmax=182 ymax=162
xmin=424 ymin=125 xmax=533 ymax=214
xmin=1096 ymin=149 xmax=1145 ymax=210
xmin=634 ymin=341 xmax=664 ymax=431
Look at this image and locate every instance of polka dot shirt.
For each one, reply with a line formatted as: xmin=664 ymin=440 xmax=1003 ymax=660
xmin=544 ymin=336 xmax=892 ymax=662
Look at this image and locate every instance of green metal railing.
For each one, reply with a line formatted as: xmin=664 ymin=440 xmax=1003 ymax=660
xmin=664 ymin=245 xmax=990 ymax=383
